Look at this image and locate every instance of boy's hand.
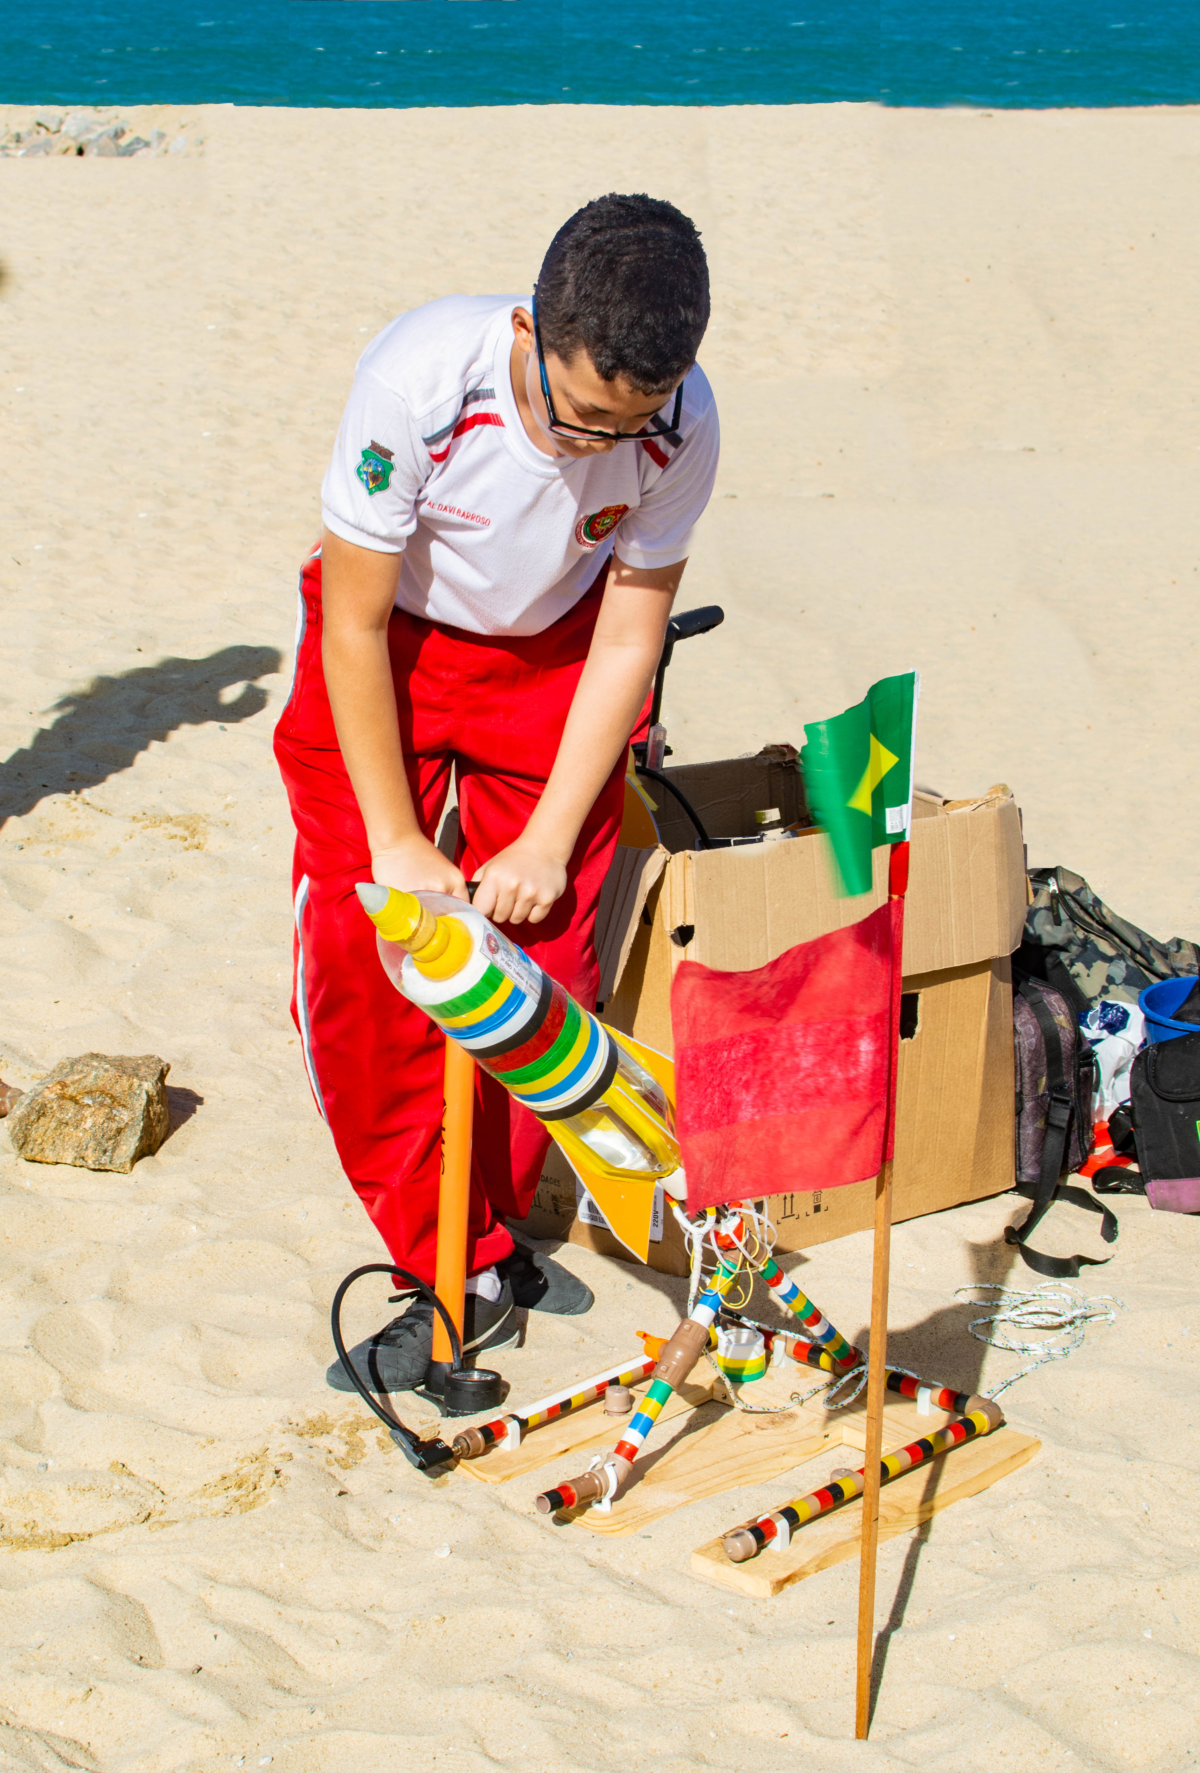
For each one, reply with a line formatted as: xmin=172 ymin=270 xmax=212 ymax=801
xmin=371 ymin=834 xmax=469 ymax=902
xmin=472 ymin=842 xmax=567 ymax=927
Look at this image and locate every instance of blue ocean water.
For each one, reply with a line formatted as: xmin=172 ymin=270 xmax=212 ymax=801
xmin=1 ymin=1 xmax=1197 ymax=110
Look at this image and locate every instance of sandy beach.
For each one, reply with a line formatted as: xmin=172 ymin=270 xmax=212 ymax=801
xmin=1 ymin=101 xmax=1199 ymax=1771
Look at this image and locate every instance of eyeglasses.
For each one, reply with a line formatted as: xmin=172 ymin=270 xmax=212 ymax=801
xmin=531 ymin=302 xmax=684 ymax=445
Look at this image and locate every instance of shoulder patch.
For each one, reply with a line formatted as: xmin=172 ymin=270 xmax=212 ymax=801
xmin=357 ymin=440 xmax=395 ymax=496
xmin=575 ymin=504 xmax=630 ymax=550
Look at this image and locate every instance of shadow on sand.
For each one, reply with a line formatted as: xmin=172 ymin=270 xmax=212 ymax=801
xmin=0 ymin=645 xmax=284 ymax=826
xmin=859 ymin=1225 xmax=1023 ymax=1729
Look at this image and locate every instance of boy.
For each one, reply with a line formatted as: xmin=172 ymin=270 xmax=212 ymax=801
xmin=275 ymin=193 xmax=718 ymax=1391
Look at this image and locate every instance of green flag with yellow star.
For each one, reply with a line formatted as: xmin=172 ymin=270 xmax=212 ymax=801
xmin=801 ymin=672 xmax=920 ymax=896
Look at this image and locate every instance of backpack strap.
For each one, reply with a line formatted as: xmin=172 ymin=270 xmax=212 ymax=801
xmin=1092 ymin=1166 xmax=1145 ymax=1196
xmin=1005 ymin=984 xmax=1118 ymax=1277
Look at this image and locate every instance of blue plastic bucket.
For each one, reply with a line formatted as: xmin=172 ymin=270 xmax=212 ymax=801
xmin=1138 ymin=977 xmax=1200 ymax=1044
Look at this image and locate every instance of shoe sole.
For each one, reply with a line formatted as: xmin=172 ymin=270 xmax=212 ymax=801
xmin=463 ymin=1307 xmax=520 ymax=1361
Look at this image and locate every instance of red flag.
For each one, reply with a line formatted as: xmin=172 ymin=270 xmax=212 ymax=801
xmin=670 ymin=902 xmax=901 ymax=1213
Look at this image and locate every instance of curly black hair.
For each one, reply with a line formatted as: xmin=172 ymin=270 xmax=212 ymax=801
xmin=535 ymin=193 xmax=710 ymax=395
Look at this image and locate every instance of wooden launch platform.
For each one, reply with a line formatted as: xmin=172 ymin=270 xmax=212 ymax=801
xmin=452 ymin=1363 xmax=1038 ymax=1592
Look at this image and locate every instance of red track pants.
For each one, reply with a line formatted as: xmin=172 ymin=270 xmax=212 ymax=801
xmin=273 ymin=548 xmax=631 ymax=1284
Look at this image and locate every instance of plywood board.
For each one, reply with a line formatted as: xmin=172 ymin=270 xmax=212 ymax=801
xmin=572 ymin=1402 xmax=840 ymax=1537
xmin=455 ymin=1374 xmax=723 ymax=1485
xmin=689 ymin=1426 xmax=1040 ymax=1598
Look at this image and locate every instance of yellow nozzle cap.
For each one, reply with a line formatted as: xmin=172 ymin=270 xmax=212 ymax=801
xmin=355 ymin=882 xmax=437 ymax=951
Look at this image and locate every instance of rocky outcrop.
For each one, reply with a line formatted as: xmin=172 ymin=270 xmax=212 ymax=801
xmin=0 ymin=111 xmax=197 ymax=159
xmin=7 ymin=1054 xmax=171 ymax=1173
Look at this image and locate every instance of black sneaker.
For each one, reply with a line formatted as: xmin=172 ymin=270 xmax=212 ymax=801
xmin=496 ymin=1243 xmax=594 ymax=1315
xmin=326 ymin=1279 xmax=518 ymax=1394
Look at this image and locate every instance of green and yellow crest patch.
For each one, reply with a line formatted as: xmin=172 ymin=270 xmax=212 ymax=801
xmin=356 ymin=440 xmax=395 ymax=495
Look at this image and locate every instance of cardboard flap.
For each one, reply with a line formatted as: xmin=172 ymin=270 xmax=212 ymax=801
xmin=904 ymin=789 xmax=1026 ymax=971
xmin=679 ymin=789 xmax=1026 ymax=977
xmin=595 ymin=844 xmax=669 ymax=1004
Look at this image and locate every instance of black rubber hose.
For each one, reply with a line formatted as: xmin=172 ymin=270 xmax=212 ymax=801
xmin=635 ymin=764 xmax=713 ymax=849
xmin=330 ymin=1263 xmax=464 ymax=1450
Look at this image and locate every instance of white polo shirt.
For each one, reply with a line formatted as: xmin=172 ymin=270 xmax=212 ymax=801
xmin=320 ymin=295 xmax=720 ymax=637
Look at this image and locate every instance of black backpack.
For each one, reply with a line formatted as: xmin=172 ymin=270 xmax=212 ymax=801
xmin=1008 ymin=978 xmax=1117 ymax=1277
xmin=1094 ymin=1032 xmax=1200 ymax=1214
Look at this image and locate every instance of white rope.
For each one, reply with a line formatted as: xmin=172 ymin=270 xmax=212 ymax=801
xmin=955 ymin=1281 xmax=1125 ymax=1399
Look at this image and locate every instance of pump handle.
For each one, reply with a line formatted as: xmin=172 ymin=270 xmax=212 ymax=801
xmin=647 ymin=604 xmax=725 ymax=732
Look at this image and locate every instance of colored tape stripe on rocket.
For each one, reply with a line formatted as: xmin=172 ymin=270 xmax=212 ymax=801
xmin=492 ymin=995 xmax=584 ymax=1088
xmin=535 ymin=1279 xmax=732 ymax=1513
xmin=470 ymin=973 xmax=561 ymax=1062
xmin=425 ymin=944 xmax=620 ymax=1122
xmin=535 ymin=1033 xmax=620 ymax=1120
xmin=472 ymin=996 xmax=579 ymax=1089
xmin=506 ymin=1007 xmax=595 ymax=1101
xmin=435 ymin=961 xmax=511 ymax=1022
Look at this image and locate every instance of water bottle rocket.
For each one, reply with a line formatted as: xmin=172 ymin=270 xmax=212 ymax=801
xmin=355 ymin=882 xmax=682 ymax=1261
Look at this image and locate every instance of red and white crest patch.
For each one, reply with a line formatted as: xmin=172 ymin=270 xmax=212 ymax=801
xmin=574 ymin=504 xmax=629 ymax=550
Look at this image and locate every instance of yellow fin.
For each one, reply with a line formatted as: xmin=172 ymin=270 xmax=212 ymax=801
xmin=566 ymin=1154 xmax=660 ymax=1266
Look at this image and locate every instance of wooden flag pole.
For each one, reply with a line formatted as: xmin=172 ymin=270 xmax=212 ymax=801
xmin=854 ymin=839 xmax=909 ymax=1739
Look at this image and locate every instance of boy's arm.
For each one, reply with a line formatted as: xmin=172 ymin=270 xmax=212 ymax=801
xmin=320 ymin=528 xmax=469 ymax=900
xmin=471 ymin=555 xmax=684 ymax=926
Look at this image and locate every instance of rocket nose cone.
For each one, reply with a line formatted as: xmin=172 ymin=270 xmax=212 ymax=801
xmin=355 ymin=882 xmax=390 ymax=917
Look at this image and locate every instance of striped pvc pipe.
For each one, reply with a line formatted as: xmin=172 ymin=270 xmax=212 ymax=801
xmin=451 ymin=1355 xmax=656 ymax=1460
xmin=884 ymin=1370 xmax=982 ymax=1416
xmin=708 ymin=1208 xmax=858 ymax=1369
xmin=783 ymin=1336 xmax=864 ymax=1374
xmin=721 ymin=1400 xmax=1005 ymax=1562
xmin=759 ymin=1257 xmax=858 ymax=1368
xmin=611 ymin=1269 xmax=732 ymax=1465
xmin=535 ymin=1263 xmax=738 ymax=1514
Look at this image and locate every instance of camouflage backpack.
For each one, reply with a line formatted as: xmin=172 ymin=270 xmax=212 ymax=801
xmin=1017 ymin=866 xmax=1200 ymax=1015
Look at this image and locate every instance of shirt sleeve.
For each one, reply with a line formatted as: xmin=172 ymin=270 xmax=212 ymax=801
xmin=614 ymin=381 xmax=720 ymax=571
xmin=320 ymin=367 xmax=430 ymax=554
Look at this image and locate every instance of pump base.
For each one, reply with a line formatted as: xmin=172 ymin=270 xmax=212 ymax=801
xmin=422 ymin=1361 xmax=505 ymax=1416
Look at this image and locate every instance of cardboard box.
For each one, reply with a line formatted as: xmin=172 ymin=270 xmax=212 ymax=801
xmin=648 ymin=743 xmax=811 ymax=852
xmin=514 ymin=771 xmax=1026 ymax=1274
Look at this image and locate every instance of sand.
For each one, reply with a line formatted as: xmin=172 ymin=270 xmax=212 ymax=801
xmin=0 ymin=100 xmax=1198 ymax=1772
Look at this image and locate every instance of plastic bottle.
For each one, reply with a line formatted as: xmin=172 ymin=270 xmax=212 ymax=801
xmin=356 ymin=884 xmax=681 ymax=1190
